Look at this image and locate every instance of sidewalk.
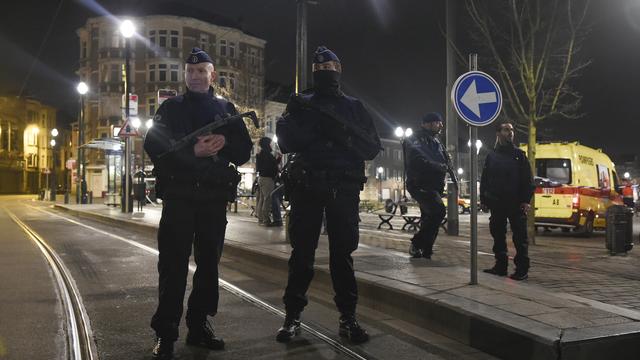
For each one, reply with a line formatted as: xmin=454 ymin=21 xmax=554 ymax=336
xmin=51 ymin=200 xmax=640 ymax=360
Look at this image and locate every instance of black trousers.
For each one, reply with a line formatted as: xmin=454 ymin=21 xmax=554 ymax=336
xmin=409 ymin=189 xmax=446 ymax=256
xmin=488 ymin=205 xmax=529 ymax=273
xmin=283 ymin=185 xmax=360 ymax=317
xmin=151 ymin=197 xmax=228 ymax=340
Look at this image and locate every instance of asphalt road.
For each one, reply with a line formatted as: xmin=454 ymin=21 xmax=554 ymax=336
xmin=0 ymin=195 xmax=496 ymax=360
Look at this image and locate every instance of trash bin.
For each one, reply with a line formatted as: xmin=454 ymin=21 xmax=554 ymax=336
xmin=606 ymin=205 xmax=634 ymax=255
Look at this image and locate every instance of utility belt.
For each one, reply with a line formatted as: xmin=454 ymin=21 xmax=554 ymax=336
xmin=160 ymin=166 xmax=241 ymax=202
xmin=282 ymin=161 xmax=366 ymax=200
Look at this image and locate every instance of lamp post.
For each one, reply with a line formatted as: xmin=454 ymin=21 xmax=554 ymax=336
xmin=50 ymin=128 xmax=58 ymax=201
xmin=395 ymin=126 xmax=412 ymax=198
xmin=76 ymin=81 xmax=88 ymax=204
xmin=376 ymin=166 xmax=384 ymax=201
xmin=120 ymin=19 xmax=135 ymax=213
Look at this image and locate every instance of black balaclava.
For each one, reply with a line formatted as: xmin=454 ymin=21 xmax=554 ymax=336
xmin=313 ymin=70 xmax=341 ymax=96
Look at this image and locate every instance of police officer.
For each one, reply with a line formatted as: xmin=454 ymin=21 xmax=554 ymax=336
xmin=275 ymin=46 xmax=381 ymax=344
xmin=144 ymin=48 xmax=252 ymax=359
xmin=404 ymin=112 xmax=452 ymax=259
xmin=480 ymin=122 xmax=534 ymax=281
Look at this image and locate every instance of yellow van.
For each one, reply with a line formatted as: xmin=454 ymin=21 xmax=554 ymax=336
xmin=519 ymin=142 xmax=623 ymax=235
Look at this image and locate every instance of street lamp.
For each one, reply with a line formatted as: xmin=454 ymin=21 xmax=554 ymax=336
xmin=49 ymin=128 xmax=58 ymax=201
xmin=467 ymin=139 xmax=483 ymax=155
xmin=120 ymin=19 xmax=135 ymax=213
xmin=624 ymin=172 xmax=631 ymax=180
xmin=76 ymin=81 xmax=88 ymax=204
xmin=376 ymin=166 xmax=384 ymax=201
xmin=395 ymin=126 xmax=412 ymax=198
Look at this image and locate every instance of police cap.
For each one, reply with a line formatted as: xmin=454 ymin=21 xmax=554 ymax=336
xmin=186 ymin=47 xmax=214 ymax=65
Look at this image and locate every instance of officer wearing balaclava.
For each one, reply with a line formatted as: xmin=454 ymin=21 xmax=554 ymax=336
xmin=275 ymin=46 xmax=381 ymax=344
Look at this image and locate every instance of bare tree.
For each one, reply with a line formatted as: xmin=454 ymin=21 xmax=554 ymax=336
xmin=465 ymin=0 xmax=591 ymax=243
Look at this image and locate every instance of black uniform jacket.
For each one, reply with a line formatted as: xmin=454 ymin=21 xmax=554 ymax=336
xmin=276 ymin=90 xmax=381 ymax=175
xmin=480 ymin=143 xmax=535 ymax=209
xmin=144 ymin=87 xmax=252 ymax=199
xmin=256 ymin=149 xmax=279 ymax=178
xmin=405 ymin=128 xmax=448 ymax=193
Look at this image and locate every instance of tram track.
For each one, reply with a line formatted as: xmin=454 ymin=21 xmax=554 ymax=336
xmin=24 ymin=204 xmax=371 ymax=360
xmin=5 ymin=207 xmax=98 ymax=360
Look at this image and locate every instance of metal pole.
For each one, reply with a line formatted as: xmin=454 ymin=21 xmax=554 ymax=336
xmin=469 ymin=53 xmax=478 ymax=285
xmin=78 ymin=95 xmax=86 ymax=203
xmin=446 ymin=0 xmax=459 ymax=236
xmin=123 ymin=38 xmax=132 ymax=213
xmin=51 ymin=146 xmax=57 ymax=201
xmin=401 ymin=138 xmax=407 ymax=199
xmin=295 ymin=0 xmax=308 ymax=94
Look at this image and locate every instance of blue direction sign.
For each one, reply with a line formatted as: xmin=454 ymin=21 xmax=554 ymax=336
xmin=451 ymin=71 xmax=502 ymax=126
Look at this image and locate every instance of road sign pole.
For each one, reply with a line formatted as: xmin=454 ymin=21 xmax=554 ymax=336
xmin=122 ymin=37 xmax=132 ymax=213
xmin=469 ymin=53 xmax=479 ymax=285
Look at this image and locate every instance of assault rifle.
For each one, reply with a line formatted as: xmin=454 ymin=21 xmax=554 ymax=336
xmin=158 ymin=111 xmax=259 ymax=159
xmin=289 ymin=94 xmax=382 ymax=160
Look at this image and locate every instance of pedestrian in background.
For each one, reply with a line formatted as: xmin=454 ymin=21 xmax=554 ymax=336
xmin=144 ymin=47 xmax=252 ymax=359
xmin=480 ymin=122 xmax=534 ymax=281
xmin=256 ymin=137 xmax=278 ymax=225
xmin=404 ymin=112 xmax=454 ymax=259
xmin=275 ymin=46 xmax=381 ymax=344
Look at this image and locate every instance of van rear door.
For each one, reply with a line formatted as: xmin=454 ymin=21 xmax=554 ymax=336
xmin=534 ymin=159 xmax=574 ymax=219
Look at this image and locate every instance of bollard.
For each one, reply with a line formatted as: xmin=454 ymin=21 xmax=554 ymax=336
xmin=64 ymin=192 xmax=70 ymax=204
xmin=89 ymin=191 xmax=93 ymax=204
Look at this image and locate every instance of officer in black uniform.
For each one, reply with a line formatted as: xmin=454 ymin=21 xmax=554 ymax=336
xmin=144 ymin=48 xmax=252 ymax=359
xmin=275 ymin=46 xmax=381 ymax=344
xmin=480 ymin=122 xmax=534 ymax=281
xmin=404 ymin=112 xmax=452 ymax=259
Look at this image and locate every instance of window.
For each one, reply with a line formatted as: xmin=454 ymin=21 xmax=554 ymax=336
xmin=535 ymin=159 xmax=572 ymax=185
xmin=229 ymin=73 xmax=235 ymax=90
xmin=199 ymin=34 xmax=209 ymax=52
xmin=159 ymin=30 xmax=167 ymax=47
xmin=170 ymin=64 xmax=179 ymax=82
xmin=110 ymin=64 xmax=121 ymax=83
xmin=597 ymin=164 xmax=611 ymax=189
xmin=170 ymin=30 xmax=179 ymax=48
xmin=148 ymin=64 xmax=156 ymax=82
xmin=81 ymin=41 xmax=87 ymax=58
xmin=110 ymin=30 xmax=123 ymax=48
xmin=148 ymin=30 xmax=156 ymax=46
xmin=229 ymin=42 xmax=236 ymax=58
xmin=219 ymin=71 xmax=227 ymax=88
xmin=219 ymin=40 xmax=227 ymax=57
xmin=158 ymin=64 xmax=167 ymax=81
xmin=148 ymin=98 xmax=156 ymax=116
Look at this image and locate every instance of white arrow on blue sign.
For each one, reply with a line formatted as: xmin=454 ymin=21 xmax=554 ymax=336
xmin=451 ymin=71 xmax=502 ymax=127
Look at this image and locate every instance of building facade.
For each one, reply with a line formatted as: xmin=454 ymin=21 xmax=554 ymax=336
xmin=0 ymin=96 xmax=62 ymax=193
xmin=76 ymin=15 xmax=266 ymax=196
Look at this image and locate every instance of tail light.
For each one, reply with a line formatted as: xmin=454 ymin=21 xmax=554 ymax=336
xmin=572 ymin=193 xmax=580 ymax=209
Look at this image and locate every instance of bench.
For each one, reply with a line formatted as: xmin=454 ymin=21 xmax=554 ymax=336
xmin=375 ymin=209 xmax=448 ymax=233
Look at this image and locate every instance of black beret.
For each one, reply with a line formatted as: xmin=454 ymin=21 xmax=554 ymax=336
xmin=186 ymin=47 xmax=214 ymax=64
xmin=422 ymin=112 xmax=444 ymax=124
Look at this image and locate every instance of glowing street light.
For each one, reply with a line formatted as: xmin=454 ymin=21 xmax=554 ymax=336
xmin=119 ymin=20 xmax=135 ymax=38
xmin=457 ymin=167 xmax=464 ymax=175
xmin=50 ymin=139 xmax=56 ymax=147
xmin=76 ymin=81 xmax=88 ymax=95
xmin=51 ymin=128 xmax=58 ymax=137
xmin=145 ymin=119 xmax=153 ymax=129
xmin=624 ymin=172 xmax=631 ymax=179
xmin=131 ymin=117 xmax=141 ymax=129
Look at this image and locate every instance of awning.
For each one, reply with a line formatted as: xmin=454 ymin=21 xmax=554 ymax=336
xmin=80 ymin=138 xmax=123 ymax=151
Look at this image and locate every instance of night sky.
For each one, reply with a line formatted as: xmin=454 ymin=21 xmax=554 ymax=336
xmin=1 ymin=0 xmax=639 ymax=156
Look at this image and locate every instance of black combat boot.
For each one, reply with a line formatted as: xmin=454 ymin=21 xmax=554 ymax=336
xmin=409 ymin=243 xmax=423 ymax=259
xmin=276 ymin=313 xmax=301 ymax=342
xmin=186 ymin=320 xmax=225 ymax=350
xmin=338 ymin=315 xmax=369 ymax=344
xmin=509 ymin=271 xmax=529 ymax=281
xmin=483 ymin=267 xmax=508 ymax=276
xmin=152 ymin=337 xmax=174 ymax=360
